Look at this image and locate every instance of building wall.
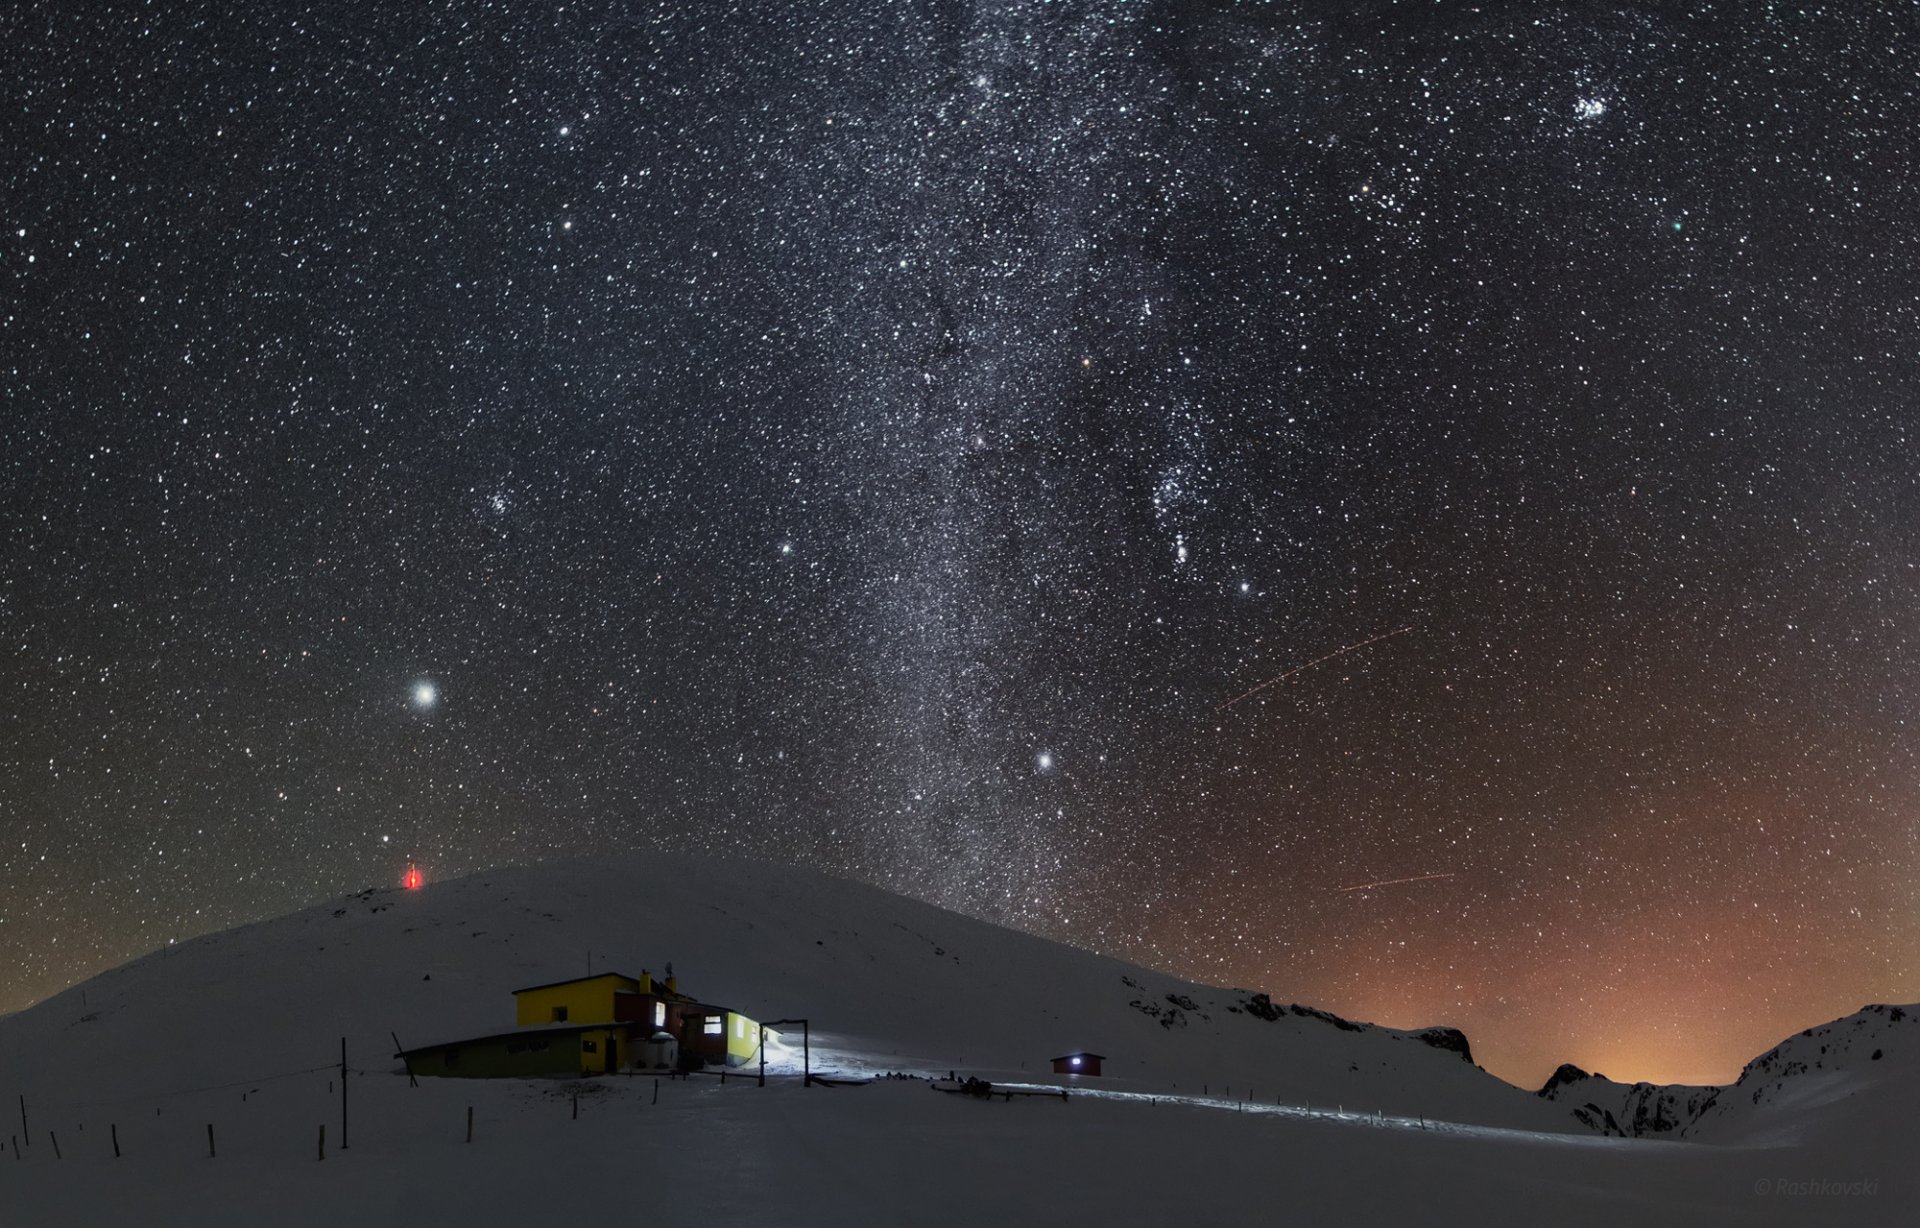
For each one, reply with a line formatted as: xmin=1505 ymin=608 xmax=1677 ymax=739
xmin=578 ymin=1027 xmax=624 ymax=1075
xmin=513 ymin=974 xmax=636 ymax=1026
xmin=404 ymin=1026 xmax=644 ymax=1078
xmin=404 ymin=1033 xmax=583 ymax=1079
xmin=614 ymin=992 xmax=678 ymax=1033
xmin=724 ymin=1012 xmax=762 ymax=1068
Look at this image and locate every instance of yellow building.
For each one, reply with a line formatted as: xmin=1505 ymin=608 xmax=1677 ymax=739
xmin=512 ymin=972 xmax=642 ymax=1027
xmin=396 ymin=968 xmax=761 ymax=1078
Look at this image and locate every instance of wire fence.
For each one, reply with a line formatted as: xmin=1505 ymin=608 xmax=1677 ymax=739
xmin=48 ymin=1064 xmax=340 ymax=1113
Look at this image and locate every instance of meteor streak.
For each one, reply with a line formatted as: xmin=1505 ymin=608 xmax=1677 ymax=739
xmin=1219 ymin=625 xmax=1413 ymax=710
xmin=1336 ymin=872 xmax=1455 ymax=894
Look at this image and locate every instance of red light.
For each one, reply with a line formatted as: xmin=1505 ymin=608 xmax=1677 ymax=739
xmin=404 ymin=865 xmax=423 ymax=890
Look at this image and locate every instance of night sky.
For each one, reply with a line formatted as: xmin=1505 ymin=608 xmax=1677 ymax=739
xmin=5 ymin=0 xmax=1918 ymax=1088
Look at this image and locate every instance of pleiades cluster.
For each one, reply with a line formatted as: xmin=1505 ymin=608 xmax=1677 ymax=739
xmin=4 ymin=0 xmax=1917 ymax=1087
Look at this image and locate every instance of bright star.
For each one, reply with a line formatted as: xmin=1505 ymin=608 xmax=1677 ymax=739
xmin=1036 ymin=751 xmax=1055 ymax=772
xmin=412 ymin=681 xmax=438 ymax=710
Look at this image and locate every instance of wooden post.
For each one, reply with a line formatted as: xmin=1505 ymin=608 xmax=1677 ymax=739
xmin=111 ymin=1123 xmax=120 ymax=1158
xmin=48 ymin=1131 xmax=59 ymax=1160
xmin=652 ymin=1078 xmax=659 ymax=1106
xmin=17 ymin=1095 xmax=25 ymax=1147
xmin=393 ymin=1032 xmax=418 ymax=1089
xmin=572 ymin=1090 xmax=578 ymax=1120
xmin=465 ymin=1106 xmax=473 ymax=1143
xmin=317 ymin=1124 xmax=325 ymax=1161
xmin=206 ymin=1123 xmax=215 ymax=1159
xmin=339 ymin=1038 xmax=348 ymax=1150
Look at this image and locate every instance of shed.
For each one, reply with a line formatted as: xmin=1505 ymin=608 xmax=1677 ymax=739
xmin=1050 ymin=1052 xmax=1105 ymax=1076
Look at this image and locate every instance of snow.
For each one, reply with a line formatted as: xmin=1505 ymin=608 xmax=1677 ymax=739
xmin=0 ymin=852 xmax=1910 ymax=1223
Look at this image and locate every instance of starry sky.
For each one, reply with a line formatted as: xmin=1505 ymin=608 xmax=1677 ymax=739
xmin=4 ymin=0 xmax=1918 ymax=1088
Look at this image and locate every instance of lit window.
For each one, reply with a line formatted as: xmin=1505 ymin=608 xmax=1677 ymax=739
xmin=582 ymin=1039 xmax=597 ymax=1053
xmin=654 ymin=1002 xmax=666 ymax=1028
xmin=552 ymin=1006 xmax=568 ymax=1022
xmin=704 ymin=1016 xmax=723 ymax=1036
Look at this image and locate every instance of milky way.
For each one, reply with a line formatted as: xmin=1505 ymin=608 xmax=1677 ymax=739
xmin=5 ymin=1 xmax=1918 ymax=1086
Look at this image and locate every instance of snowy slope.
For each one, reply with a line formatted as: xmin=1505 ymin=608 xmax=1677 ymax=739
xmin=0 ymin=851 xmax=1570 ymax=1132
xmin=1681 ymin=1003 xmax=1920 ymax=1146
xmin=1 ymin=854 xmax=1912 ymax=1225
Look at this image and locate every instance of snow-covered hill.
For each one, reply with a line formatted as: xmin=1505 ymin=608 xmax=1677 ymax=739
xmin=3 ymin=854 xmax=1913 ymax=1225
xmin=0 ymin=852 xmax=1569 ymax=1133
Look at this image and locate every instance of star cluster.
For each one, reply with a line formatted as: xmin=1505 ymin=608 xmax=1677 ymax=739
xmin=4 ymin=1 xmax=1918 ymax=1087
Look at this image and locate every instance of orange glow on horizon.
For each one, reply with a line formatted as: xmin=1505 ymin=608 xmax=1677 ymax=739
xmin=403 ymin=864 xmax=423 ymax=890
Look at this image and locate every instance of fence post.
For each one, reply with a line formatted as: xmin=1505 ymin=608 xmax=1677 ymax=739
xmin=318 ymin=1124 xmax=325 ymax=1161
xmin=572 ymin=1091 xmax=578 ymax=1120
xmin=48 ymin=1131 xmax=59 ymax=1160
xmin=112 ymin=1123 xmax=120 ymax=1158
xmin=466 ymin=1106 xmax=473 ymax=1143
xmin=206 ymin=1123 xmax=216 ymax=1159
xmin=17 ymin=1095 xmax=25 ymax=1148
xmin=339 ymin=1038 xmax=349 ymax=1151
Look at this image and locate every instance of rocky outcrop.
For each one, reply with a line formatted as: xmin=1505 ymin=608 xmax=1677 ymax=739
xmin=1413 ymin=1026 xmax=1474 ymax=1064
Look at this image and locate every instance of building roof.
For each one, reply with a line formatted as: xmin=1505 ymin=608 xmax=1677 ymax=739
xmin=395 ymin=1020 xmax=630 ymax=1057
xmin=509 ymin=971 xmax=642 ymax=995
xmin=614 ymin=986 xmax=701 ymax=1005
xmin=1050 ymin=1052 xmax=1106 ymax=1061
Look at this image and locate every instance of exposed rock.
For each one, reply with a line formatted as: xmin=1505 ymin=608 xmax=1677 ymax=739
xmin=1413 ymin=1026 xmax=1473 ymax=1064
xmin=1241 ymin=992 xmax=1283 ymax=1022
xmin=1288 ymin=1003 xmax=1365 ymax=1033
xmin=1536 ymin=1063 xmax=1592 ymax=1097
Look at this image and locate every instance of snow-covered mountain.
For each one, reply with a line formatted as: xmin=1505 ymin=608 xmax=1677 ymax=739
xmin=1683 ymin=1003 xmax=1919 ymax=1145
xmin=0 ymin=851 xmax=1571 ymax=1133
xmin=1535 ymin=1063 xmax=1718 ymax=1137
xmin=1535 ymin=1002 xmax=1919 ymax=1149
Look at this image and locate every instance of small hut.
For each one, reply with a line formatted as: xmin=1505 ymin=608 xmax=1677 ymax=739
xmin=1050 ymin=1051 xmax=1104 ymax=1076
